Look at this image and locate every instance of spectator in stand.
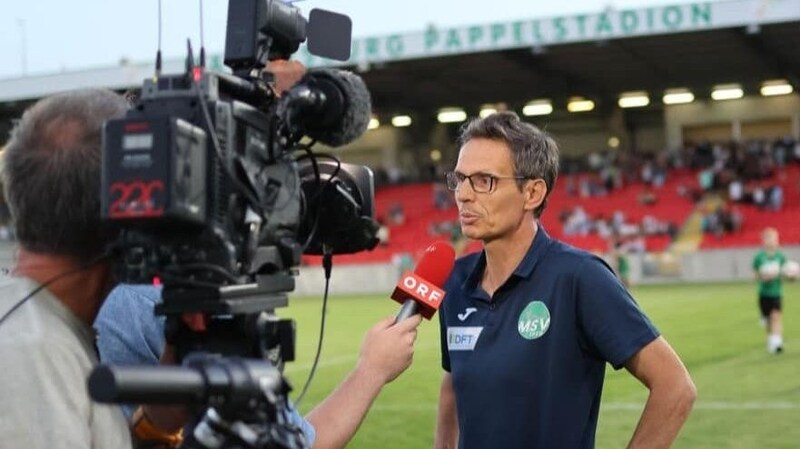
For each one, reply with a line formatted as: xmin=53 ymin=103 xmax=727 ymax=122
xmin=701 ymin=207 xmax=720 ymax=237
xmin=767 ymin=184 xmax=784 ymax=211
xmin=387 ymin=201 xmax=405 ymax=225
xmin=641 ymin=159 xmax=654 ymax=185
xmin=752 ymin=183 xmax=766 ymax=209
xmin=562 ymin=206 xmax=591 ymax=236
xmin=698 ymin=168 xmax=714 ymax=191
xmin=677 ymin=183 xmax=703 ymax=204
xmin=653 ymin=153 xmax=669 ymax=186
xmin=702 ymin=204 xmax=742 ymax=238
xmin=772 ymin=137 xmax=791 ymax=168
xmin=579 ymin=177 xmax=591 ymax=197
xmin=565 ymin=174 xmax=577 ymax=196
xmin=638 ymin=189 xmax=658 ymax=206
xmin=387 ymin=166 xmax=404 ymax=184
xmin=596 ymin=217 xmax=613 ymax=240
xmin=730 ymin=206 xmax=743 ymax=233
xmin=728 ymin=178 xmax=744 ymax=203
xmin=433 ymin=182 xmax=453 ymax=210
xmin=793 ymin=140 xmax=800 ymax=163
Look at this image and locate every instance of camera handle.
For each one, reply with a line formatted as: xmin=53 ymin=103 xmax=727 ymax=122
xmin=184 ymin=399 xmax=309 ymax=449
xmin=176 ymin=355 xmax=308 ymax=449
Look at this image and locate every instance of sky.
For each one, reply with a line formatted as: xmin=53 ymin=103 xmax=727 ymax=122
xmin=0 ymin=0 xmax=722 ymax=80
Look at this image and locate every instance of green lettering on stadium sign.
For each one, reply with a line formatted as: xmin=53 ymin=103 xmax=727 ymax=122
xmin=279 ymin=0 xmax=799 ymax=67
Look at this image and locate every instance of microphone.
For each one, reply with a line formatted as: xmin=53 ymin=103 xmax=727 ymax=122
xmin=392 ymin=241 xmax=456 ymax=322
xmin=278 ymin=68 xmax=371 ymax=147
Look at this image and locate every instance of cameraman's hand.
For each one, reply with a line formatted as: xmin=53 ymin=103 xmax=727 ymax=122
xmin=357 ymin=314 xmax=423 ymax=384
xmin=265 ymin=59 xmax=306 ymax=96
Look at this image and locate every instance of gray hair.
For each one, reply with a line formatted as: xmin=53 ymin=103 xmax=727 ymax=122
xmin=3 ymin=88 xmax=129 ymax=263
xmin=457 ymin=111 xmax=559 ymax=218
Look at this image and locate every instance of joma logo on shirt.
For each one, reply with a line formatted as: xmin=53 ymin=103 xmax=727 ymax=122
xmin=517 ymin=301 xmax=551 ymax=340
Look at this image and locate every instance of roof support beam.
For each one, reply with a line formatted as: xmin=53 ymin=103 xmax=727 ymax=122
xmin=500 ymin=49 xmax=613 ymax=106
xmin=730 ymin=28 xmax=800 ymax=88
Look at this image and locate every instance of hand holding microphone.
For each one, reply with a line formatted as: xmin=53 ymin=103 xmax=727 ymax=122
xmin=358 ymin=314 xmax=422 ymax=384
xmin=356 ymin=241 xmax=456 ymax=385
xmin=303 ymin=244 xmax=454 ymax=446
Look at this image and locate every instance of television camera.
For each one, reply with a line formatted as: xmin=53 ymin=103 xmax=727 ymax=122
xmin=88 ymin=1 xmax=378 ymax=447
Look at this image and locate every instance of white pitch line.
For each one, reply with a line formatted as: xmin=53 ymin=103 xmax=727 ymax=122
xmin=363 ymin=401 xmax=800 ymax=412
xmin=283 ymin=342 xmax=439 ymax=374
xmin=603 ymin=401 xmax=800 ymax=411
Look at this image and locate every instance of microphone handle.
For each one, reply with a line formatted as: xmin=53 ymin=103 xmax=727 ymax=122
xmin=394 ymin=299 xmax=419 ymax=323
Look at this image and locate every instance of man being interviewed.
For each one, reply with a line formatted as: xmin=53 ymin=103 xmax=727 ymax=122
xmin=434 ymin=112 xmax=695 ymax=449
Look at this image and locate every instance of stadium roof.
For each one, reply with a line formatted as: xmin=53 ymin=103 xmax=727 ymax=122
xmin=344 ymin=0 xmax=800 ymax=118
xmin=360 ymin=20 xmax=800 ymax=118
xmin=0 ymin=0 xmax=799 ymax=120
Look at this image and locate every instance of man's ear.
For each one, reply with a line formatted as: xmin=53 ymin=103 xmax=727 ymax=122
xmin=524 ymin=179 xmax=547 ymax=212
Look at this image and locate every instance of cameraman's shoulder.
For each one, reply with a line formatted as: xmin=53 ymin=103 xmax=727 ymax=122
xmin=101 ymin=285 xmax=163 ymax=318
xmin=107 ymin=284 xmax=162 ymax=303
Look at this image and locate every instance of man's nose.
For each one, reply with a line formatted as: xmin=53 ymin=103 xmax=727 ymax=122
xmin=454 ymin=180 xmax=475 ymax=202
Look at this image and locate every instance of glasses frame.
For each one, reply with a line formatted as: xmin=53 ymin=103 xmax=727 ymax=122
xmin=445 ymin=171 xmax=529 ymax=193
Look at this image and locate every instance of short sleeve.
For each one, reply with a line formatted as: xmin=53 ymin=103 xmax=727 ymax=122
xmin=575 ymin=257 xmax=659 ymax=369
xmin=286 ymin=403 xmax=316 ymax=445
xmin=96 ymin=285 xmax=166 ymax=366
xmin=95 ymin=285 xmax=165 ymax=417
xmin=439 ymin=305 xmax=451 ymax=372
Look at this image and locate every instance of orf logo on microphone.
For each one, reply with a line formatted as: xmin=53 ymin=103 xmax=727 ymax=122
xmin=391 ymin=271 xmax=446 ymax=319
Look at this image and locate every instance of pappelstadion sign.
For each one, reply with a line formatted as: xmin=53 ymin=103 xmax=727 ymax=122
xmin=293 ymin=0 xmax=800 ymax=67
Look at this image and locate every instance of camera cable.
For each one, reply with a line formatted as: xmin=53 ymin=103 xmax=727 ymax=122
xmin=192 ymin=74 xmax=266 ymax=218
xmin=294 ymin=247 xmax=333 ymax=406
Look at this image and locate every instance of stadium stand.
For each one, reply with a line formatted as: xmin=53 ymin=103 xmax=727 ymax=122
xmin=303 ymin=155 xmax=798 ymax=266
xmin=304 ymin=167 xmax=699 ymax=264
xmin=700 ymin=163 xmax=800 ymax=248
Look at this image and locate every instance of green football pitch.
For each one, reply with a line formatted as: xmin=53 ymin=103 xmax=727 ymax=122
xmin=281 ymin=281 xmax=800 ymax=448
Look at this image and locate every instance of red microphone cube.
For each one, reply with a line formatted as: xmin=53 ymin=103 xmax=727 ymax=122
xmin=390 ymin=271 xmax=446 ymax=319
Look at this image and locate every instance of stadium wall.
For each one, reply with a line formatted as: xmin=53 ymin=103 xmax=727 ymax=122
xmin=292 ymin=245 xmax=800 ymax=295
xmin=0 ymin=243 xmax=797 ymax=295
xmin=664 ymin=95 xmax=800 ymax=149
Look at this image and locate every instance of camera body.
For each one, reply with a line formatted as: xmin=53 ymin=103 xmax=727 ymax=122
xmin=100 ymin=1 xmax=375 ymax=318
xmin=102 ymin=69 xmax=303 ymax=301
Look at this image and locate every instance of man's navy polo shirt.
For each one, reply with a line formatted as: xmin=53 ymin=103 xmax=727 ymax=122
xmin=439 ymin=227 xmax=659 ymax=449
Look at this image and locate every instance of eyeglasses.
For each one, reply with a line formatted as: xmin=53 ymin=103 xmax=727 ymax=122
xmin=445 ymin=171 xmax=528 ymax=193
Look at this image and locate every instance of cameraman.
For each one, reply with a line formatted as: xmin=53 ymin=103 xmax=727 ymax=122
xmin=0 ymin=88 xmax=133 ymax=448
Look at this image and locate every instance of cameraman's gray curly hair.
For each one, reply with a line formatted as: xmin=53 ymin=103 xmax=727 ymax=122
xmin=3 ymin=88 xmax=129 ymax=263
